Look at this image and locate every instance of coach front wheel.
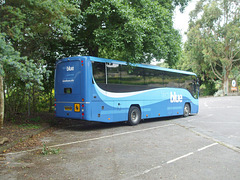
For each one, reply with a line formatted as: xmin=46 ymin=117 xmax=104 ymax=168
xmin=128 ymin=106 xmax=141 ymax=126
xmin=183 ymin=103 xmax=191 ymax=117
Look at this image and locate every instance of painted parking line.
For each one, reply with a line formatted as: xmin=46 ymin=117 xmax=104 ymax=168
xmin=2 ymin=124 xmax=175 ymax=155
xmin=126 ymin=143 xmax=219 ymax=179
xmin=48 ymin=124 xmax=175 ymax=148
xmin=197 ymin=143 xmax=218 ymax=152
xmin=166 ymin=152 xmax=194 ymax=164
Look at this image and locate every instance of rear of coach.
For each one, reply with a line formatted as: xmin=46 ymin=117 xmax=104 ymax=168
xmin=54 ymin=57 xmax=88 ymax=120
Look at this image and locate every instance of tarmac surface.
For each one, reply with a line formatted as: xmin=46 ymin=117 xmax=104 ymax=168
xmin=1 ymin=96 xmax=240 ymax=179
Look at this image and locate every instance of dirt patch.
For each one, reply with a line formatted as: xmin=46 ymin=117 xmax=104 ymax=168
xmin=0 ymin=113 xmax=88 ymax=154
xmin=0 ymin=113 xmax=56 ymax=153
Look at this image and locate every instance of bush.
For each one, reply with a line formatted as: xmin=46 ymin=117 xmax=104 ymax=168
xmin=200 ymin=82 xmax=217 ymax=96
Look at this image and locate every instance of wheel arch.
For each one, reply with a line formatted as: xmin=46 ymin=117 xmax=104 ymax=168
xmin=183 ymin=102 xmax=191 ymax=117
xmin=128 ymin=104 xmax=142 ymax=126
xmin=185 ymin=102 xmax=191 ymax=113
xmin=130 ymin=104 xmax=141 ymax=114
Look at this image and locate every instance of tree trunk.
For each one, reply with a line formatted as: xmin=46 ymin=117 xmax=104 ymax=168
xmin=88 ymin=46 xmax=99 ymax=57
xmin=223 ymin=70 xmax=230 ymax=95
xmin=0 ymin=74 xmax=4 ymax=129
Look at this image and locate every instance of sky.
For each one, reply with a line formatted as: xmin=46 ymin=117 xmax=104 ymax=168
xmin=173 ymin=0 xmax=198 ymax=42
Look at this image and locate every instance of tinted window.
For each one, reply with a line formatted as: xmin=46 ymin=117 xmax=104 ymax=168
xmin=120 ymin=65 xmax=145 ymax=86
xmin=92 ymin=61 xmax=199 ymax=98
xmin=93 ymin=62 xmax=105 ymax=83
xmin=145 ymin=69 xmax=165 ymax=88
xmin=107 ymin=63 xmax=121 ymax=84
xmin=164 ymin=71 xmax=179 ymax=88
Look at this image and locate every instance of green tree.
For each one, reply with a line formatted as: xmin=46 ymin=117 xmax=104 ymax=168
xmin=1 ymin=0 xmax=190 ymax=126
xmin=62 ymin=0 xmax=188 ymax=65
xmin=1 ymin=0 xmax=78 ymax=58
xmin=0 ymin=0 xmax=79 ymax=119
xmin=0 ymin=33 xmax=44 ymax=128
xmin=182 ymin=0 xmax=240 ymax=95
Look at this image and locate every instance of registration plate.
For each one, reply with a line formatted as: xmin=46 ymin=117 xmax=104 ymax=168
xmin=64 ymin=106 xmax=72 ymax=111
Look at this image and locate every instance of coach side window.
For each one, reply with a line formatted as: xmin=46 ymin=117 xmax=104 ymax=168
xmin=120 ymin=65 xmax=145 ymax=86
xmin=106 ymin=63 xmax=120 ymax=84
xmin=145 ymin=69 xmax=164 ymax=88
xmin=92 ymin=62 xmax=105 ymax=84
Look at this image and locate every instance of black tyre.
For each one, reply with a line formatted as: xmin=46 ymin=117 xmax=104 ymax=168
xmin=128 ymin=106 xmax=141 ymax=126
xmin=183 ymin=103 xmax=190 ymax=117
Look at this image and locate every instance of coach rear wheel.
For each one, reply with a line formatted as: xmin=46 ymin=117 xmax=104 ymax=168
xmin=183 ymin=103 xmax=191 ymax=117
xmin=128 ymin=106 xmax=141 ymax=126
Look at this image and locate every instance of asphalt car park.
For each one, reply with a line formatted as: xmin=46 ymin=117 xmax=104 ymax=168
xmin=1 ymin=96 xmax=240 ymax=179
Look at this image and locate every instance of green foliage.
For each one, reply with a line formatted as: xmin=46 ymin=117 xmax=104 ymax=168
xmin=63 ymin=0 xmax=186 ymax=65
xmin=1 ymin=0 xmax=79 ymax=117
xmin=18 ymin=123 xmax=41 ymax=129
xmin=41 ymin=144 xmax=61 ymax=155
xmin=0 ymin=32 xmax=44 ymax=90
xmin=0 ymin=33 xmax=21 ymax=75
xmin=199 ymin=82 xmax=217 ymax=96
xmin=1 ymin=0 xmax=78 ymax=51
xmin=30 ymin=116 xmax=41 ymax=123
xmin=179 ymin=0 xmax=240 ymax=95
xmin=0 ymin=32 xmax=48 ymax=117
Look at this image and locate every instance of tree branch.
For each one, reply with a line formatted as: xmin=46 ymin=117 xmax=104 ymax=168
xmin=232 ymin=49 xmax=240 ymax=60
xmin=210 ymin=61 xmax=222 ymax=80
xmin=232 ymin=58 xmax=240 ymax=62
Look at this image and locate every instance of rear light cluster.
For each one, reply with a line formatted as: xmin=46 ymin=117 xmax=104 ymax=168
xmin=81 ymin=99 xmax=84 ymax=118
xmin=54 ymin=98 xmax=57 ymax=116
xmin=81 ymin=103 xmax=84 ymax=119
xmin=74 ymin=102 xmax=85 ymax=119
xmin=81 ymin=60 xmax=84 ymax=66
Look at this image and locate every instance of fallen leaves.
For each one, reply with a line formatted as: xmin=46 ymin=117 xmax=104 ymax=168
xmin=2 ymin=127 xmax=55 ymax=154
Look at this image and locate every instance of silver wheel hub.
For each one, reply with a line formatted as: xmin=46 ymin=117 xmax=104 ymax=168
xmin=131 ymin=111 xmax=138 ymax=122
